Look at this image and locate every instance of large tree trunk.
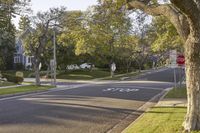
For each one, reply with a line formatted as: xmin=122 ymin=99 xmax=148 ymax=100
xmin=35 ymin=65 xmax=40 ymax=86
xmin=183 ymin=33 xmax=200 ymax=132
xmin=33 ymin=58 xmax=41 ymax=86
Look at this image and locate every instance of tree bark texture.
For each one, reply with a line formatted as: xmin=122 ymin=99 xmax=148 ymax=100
xmin=183 ymin=24 xmax=200 ymax=132
xmin=33 ymin=58 xmax=41 ymax=86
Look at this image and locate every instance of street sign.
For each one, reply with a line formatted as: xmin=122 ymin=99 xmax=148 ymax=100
xmin=111 ymin=62 xmax=116 ymax=72
xmin=39 ymin=63 xmax=42 ymax=70
xmin=177 ymin=54 xmax=185 ymax=66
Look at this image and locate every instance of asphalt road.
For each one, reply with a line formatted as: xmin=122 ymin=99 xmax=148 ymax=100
xmin=0 ymin=68 xmax=176 ymax=133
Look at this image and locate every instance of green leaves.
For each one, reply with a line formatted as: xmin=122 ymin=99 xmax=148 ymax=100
xmin=148 ymin=16 xmax=183 ymax=53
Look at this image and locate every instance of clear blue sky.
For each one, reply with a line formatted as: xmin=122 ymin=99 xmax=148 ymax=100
xmin=13 ymin=0 xmax=98 ymax=28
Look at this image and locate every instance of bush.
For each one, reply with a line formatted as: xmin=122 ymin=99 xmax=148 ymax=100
xmin=15 ymin=63 xmax=25 ymax=70
xmin=2 ymin=74 xmax=24 ymax=84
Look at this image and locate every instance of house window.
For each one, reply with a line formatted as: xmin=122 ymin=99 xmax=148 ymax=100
xmin=14 ymin=56 xmax=20 ymax=63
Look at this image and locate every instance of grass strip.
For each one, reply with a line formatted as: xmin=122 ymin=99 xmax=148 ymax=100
xmin=0 ymin=85 xmax=54 ymax=96
xmin=57 ymin=70 xmax=111 ymax=80
xmin=0 ymin=81 xmax=16 ymax=87
xmin=124 ymin=107 xmax=187 ymax=133
xmin=165 ymin=87 xmax=187 ymax=98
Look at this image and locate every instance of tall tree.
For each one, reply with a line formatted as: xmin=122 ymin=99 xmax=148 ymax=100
xmin=57 ymin=11 xmax=85 ymax=68
xmin=131 ymin=11 xmax=151 ymax=71
xmin=22 ymin=7 xmax=65 ymax=85
xmin=116 ymin=35 xmax=140 ymax=72
xmin=126 ymin=0 xmax=200 ymax=131
xmin=148 ymin=16 xmax=183 ymax=53
xmin=0 ymin=0 xmax=30 ymax=70
xmin=73 ymin=1 xmax=132 ymax=69
xmin=145 ymin=16 xmax=183 ymax=66
xmin=18 ymin=15 xmax=30 ymax=32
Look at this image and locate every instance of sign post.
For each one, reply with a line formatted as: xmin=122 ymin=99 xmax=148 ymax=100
xmin=170 ymin=50 xmax=177 ymax=88
xmin=50 ymin=59 xmax=55 ymax=85
xmin=176 ymin=54 xmax=185 ymax=87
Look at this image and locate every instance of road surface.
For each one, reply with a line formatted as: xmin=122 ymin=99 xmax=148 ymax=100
xmin=0 ymin=68 xmax=177 ymax=133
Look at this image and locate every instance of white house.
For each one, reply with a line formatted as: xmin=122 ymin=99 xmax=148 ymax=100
xmin=14 ymin=37 xmax=33 ymax=70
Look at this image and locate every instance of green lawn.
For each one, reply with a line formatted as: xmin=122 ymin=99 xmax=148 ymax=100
xmin=57 ymin=70 xmax=110 ymax=80
xmin=124 ymin=107 xmax=186 ymax=133
xmin=0 ymin=81 xmax=16 ymax=87
xmin=3 ymin=69 xmax=140 ymax=80
xmin=123 ymin=87 xmax=200 ymax=133
xmin=0 ymin=85 xmax=54 ymax=96
xmin=165 ymin=87 xmax=187 ymax=98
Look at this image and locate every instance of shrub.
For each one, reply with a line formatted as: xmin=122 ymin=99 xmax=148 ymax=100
xmin=2 ymin=74 xmax=24 ymax=84
xmin=15 ymin=63 xmax=25 ymax=70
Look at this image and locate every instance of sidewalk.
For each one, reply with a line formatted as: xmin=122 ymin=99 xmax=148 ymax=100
xmin=156 ymin=98 xmax=187 ymax=107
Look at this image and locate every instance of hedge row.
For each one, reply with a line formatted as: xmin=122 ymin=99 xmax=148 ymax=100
xmin=2 ymin=74 xmax=24 ymax=84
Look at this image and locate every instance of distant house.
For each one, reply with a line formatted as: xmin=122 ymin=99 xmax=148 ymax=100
xmin=14 ymin=36 xmax=33 ymax=70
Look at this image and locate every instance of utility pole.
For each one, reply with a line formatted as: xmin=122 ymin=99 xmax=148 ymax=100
xmin=53 ymin=28 xmax=57 ymax=86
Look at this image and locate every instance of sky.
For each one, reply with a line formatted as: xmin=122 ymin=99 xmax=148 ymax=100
xmin=13 ymin=0 xmax=98 ymax=28
xmin=31 ymin=0 xmax=98 ymax=12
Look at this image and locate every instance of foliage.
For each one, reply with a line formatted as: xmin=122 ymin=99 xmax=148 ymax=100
xmin=18 ymin=15 xmax=31 ymax=32
xmin=72 ymin=1 xmax=133 ymax=69
xmin=147 ymin=16 xmax=183 ymax=53
xmin=57 ymin=11 xmax=85 ymax=69
xmin=0 ymin=0 xmax=31 ymax=70
xmin=2 ymin=73 xmax=24 ymax=84
xmin=130 ymin=11 xmax=152 ymax=71
xmin=22 ymin=7 xmax=66 ymax=85
xmin=15 ymin=63 xmax=25 ymax=70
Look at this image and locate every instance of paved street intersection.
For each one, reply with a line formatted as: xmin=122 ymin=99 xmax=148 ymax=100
xmin=0 ymin=68 xmax=178 ymax=133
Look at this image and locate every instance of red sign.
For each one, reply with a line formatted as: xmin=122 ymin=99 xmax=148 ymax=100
xmin=177 ymin=54 xmax=185 ymax=66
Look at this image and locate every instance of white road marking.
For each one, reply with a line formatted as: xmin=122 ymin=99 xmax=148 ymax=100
xmin=110 ymin=86 xmax=164 ymax=91
xmin=103 ymin=88 xmax=139 ymax=93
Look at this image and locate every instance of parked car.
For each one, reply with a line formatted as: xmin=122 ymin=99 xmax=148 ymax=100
xmin=66 ymin=64 xmax=80 ymax=70
xmin=80 ymin=63 xmax=94 ymax=69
